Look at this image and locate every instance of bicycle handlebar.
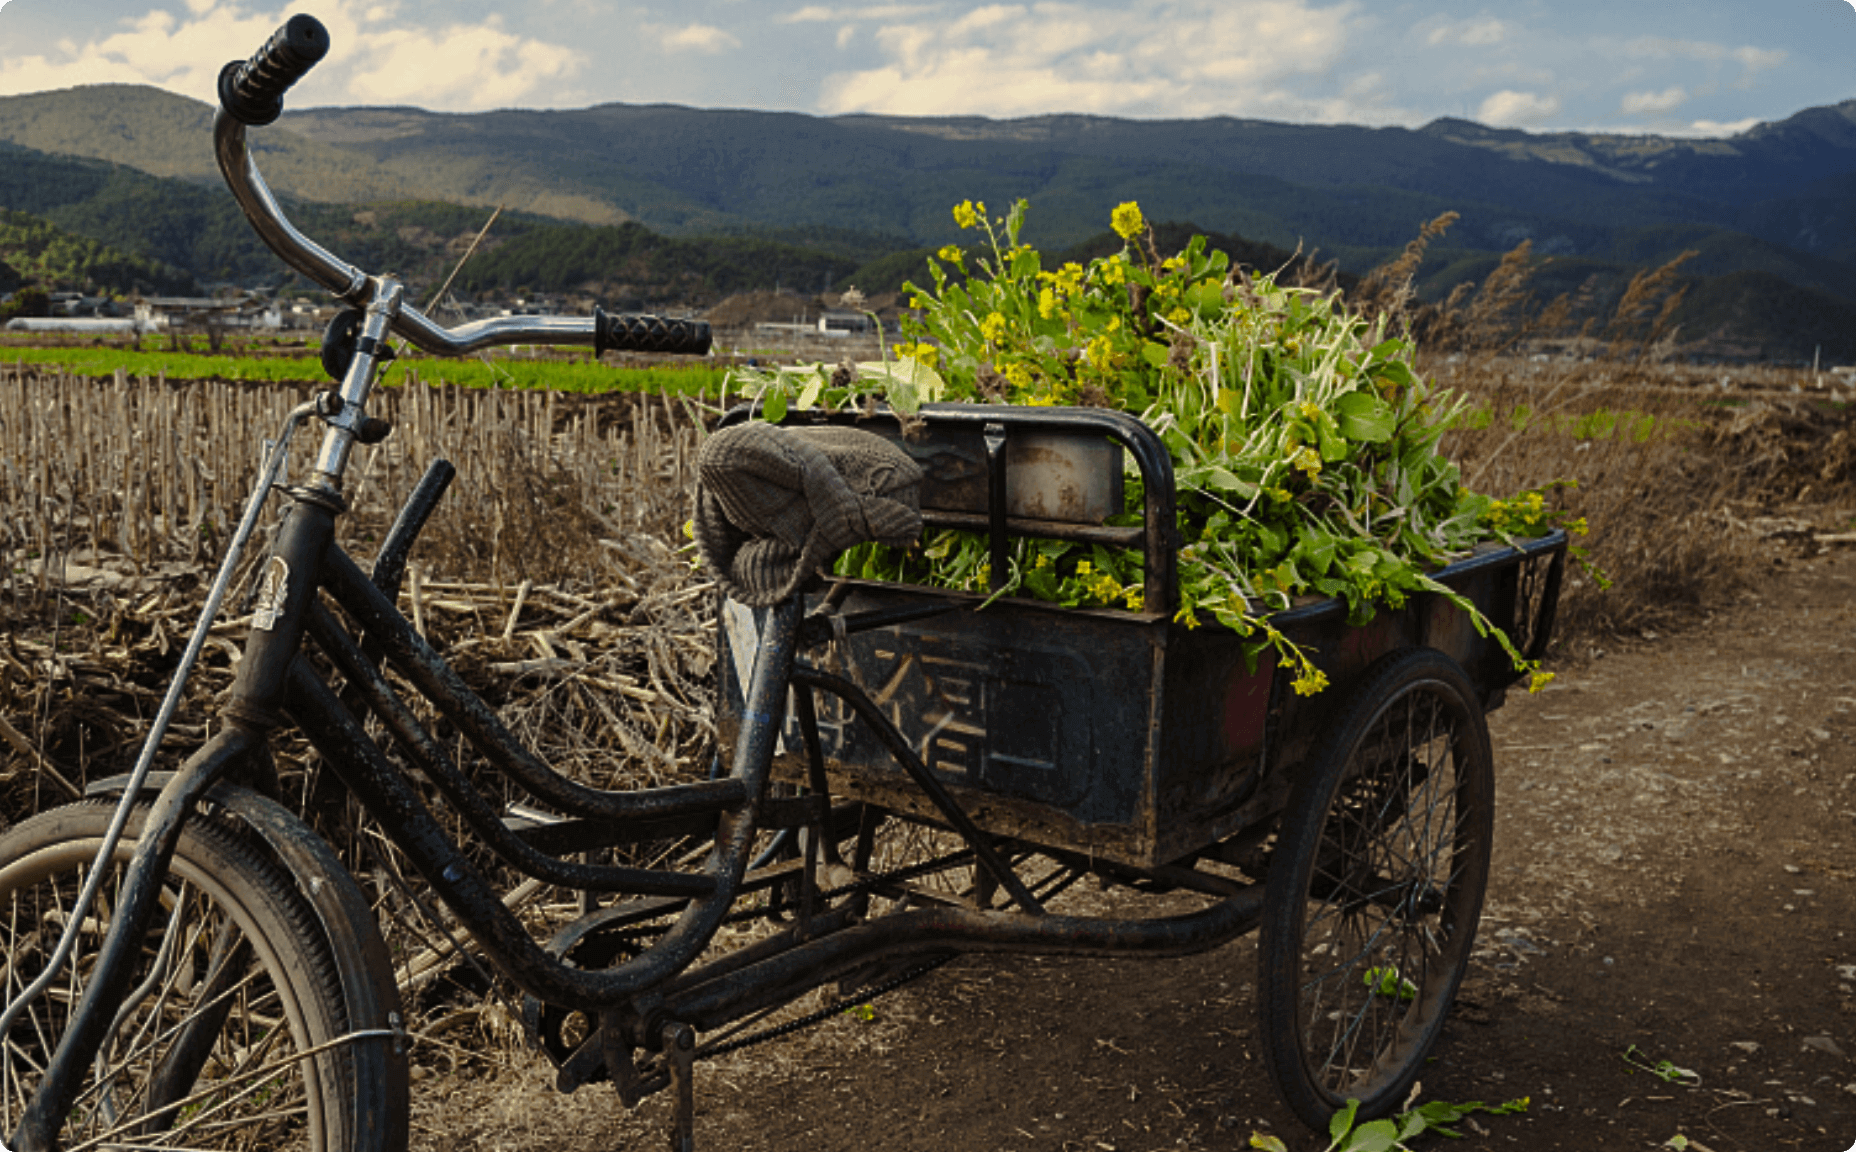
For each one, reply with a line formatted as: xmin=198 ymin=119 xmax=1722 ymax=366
xmin=213 ymin=15 xmax=713 ymax=358
xmin=218 ymin=14 xmax=330 ymax=127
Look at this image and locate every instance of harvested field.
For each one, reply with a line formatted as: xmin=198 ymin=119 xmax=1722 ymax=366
xmin=2 ymin=356 xmax=1854 ymax=1150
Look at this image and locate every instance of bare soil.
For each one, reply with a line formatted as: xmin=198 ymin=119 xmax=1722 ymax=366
xmin=405 ymin=545 xmax=1856 ymax=1152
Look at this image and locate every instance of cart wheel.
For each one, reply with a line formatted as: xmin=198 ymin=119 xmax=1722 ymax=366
xmin=1256 ymin=647 xmax=1493 ymax=1128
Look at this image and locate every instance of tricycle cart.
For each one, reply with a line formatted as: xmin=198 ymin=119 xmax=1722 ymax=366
xmin=703 ymin=402 xmax=1566 ymax=1131
xmin=0 ymin=15 xmax=1567 ymax=1152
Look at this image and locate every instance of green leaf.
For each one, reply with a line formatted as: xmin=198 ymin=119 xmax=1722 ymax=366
xmin=795 ymin=376 xmax=823 ymax=411
xmin=1396 ymin=1110 xmax=1429 ymax=1142
xmin=761 ymin=389 xmax=787 ymax=424
xmin=1248 ymin=1135 xmax=1289 ymax=1152
xmin=1335 ymin=390 xmax=1396 ymax=442
xmin=1005 ymin=198 xmax=1028 ymax=245
xmin=1330 ymin=1099 xmax=1361 ymax=1143
xmin=1293 ymin=532 xmax=1337 ymax=575
xmin=1317 ymin=410 xmax=1347 ymax=462
xmin=860 ymin=357 xmax=947 ymax=415
xmin=1202 ymin=466 xmax=1260 ymax=500
xmin=1339 ymin=1119 xmax=1400 ymax=1152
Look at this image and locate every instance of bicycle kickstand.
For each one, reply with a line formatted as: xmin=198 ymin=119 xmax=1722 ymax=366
xmin=664 ymin=1022 xmax=697 ymax=1152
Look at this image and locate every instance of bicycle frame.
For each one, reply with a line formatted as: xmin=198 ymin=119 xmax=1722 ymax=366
xmin=7 ymin=76 xmax=1274 ymax=1152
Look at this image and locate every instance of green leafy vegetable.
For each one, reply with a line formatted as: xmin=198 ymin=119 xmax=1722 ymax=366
xmin=729 ymin=198 xmax=1573 ymax=691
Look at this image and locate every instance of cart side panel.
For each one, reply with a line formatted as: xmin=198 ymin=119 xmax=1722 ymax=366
xmin=1150 ymin=551 xmax=1538 ymax=862
xmin=714 ymin=536 xmax=1567 ymax=870
xmin=718 ymin=586 xmax=1169 ymax=863
xmin=1152 ymin=603 xmax=1415 ymax=861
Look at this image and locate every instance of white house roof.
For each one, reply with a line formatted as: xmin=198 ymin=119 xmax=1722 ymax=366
xmin=4 ymin=317 xmax=140 ymax=332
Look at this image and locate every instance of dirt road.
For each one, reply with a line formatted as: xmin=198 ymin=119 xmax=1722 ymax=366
xmin=417 ymin=547 xmax=1856 ymax=1152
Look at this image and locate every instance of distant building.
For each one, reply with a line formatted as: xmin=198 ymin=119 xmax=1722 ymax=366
xmin=47 ymin=292 xmax=117 ymax=317
xmin=817 ymin=309 xmax=876 ymax=335
xmin=135 ymin=296 xmax=281 ymax=332
xmin=4 ymin=317 xmax=140 ymax=334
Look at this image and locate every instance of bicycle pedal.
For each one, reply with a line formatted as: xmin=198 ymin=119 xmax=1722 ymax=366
xmin=554 ymin=1031 xmax=609 ymax=1094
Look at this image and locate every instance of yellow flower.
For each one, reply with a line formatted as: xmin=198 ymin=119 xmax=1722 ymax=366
xmin=1174 ymin=604 xmax=1201 ymax=629
xmin=1038 ymin=285 xmax=1057 ymax=319
xmin=1124 ymin=588 xmax=1144 ymax=611
xmin=1003 ymin=361 xmax=1035 ymax=389
xmin=1293 ymin=447 xmax=1322 ymax=478
xmin=952 ymin=200 xmax=979 ymax=229
xmin=1111 ymin=201 xmax=1144 ymax=240
xmin=1291 ymin=666 xmax=1329 ymax=696
xmin=1528 ymin=670 xmax=1556 ymax=693
xmin=979 ymin=311 xmax=1008 ymax=345
xmin=897 ymin=341 xmax=939 ymax=368
xmin=1097 ymin=257 xmax=1126 ymax=287
xmin=1085 ymin=334 xmax=1115 ymax=369
xmin=937 ymin=244 xmax=964 ymax=264
xmin=1166 ymin=306 xmax=1191 ymax=326
xmin=1076 ymin=560 xmax=1093 ymax=576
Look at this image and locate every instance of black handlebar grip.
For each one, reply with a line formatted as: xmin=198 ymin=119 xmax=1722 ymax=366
xmin=595 ymin=308 xmax=714 ymax=357
xmin=218 ymin=14 xmax=330 ymax=126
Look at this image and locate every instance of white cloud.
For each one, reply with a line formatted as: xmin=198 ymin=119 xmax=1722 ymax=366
xmin=817 ymin=0 xmax=1363 ymax=119
xmin=836 ymin=24 xmax=856 ymax=50
xmin=1426 ymin=17 xmax=1507 ymax=48
xmin=778 ymin=3 xmax=940 ymax=23
xmin=1619 ymin=35 xmax=1787 ymax=79
xmin=1477 ymin=89 xmax=1561 ymax=127
xmin=1730 ymin=45 xmax=1787 ymax=83
xmin=652 ymin=24 xmax=741 ymax=54
xmin=1689 ymin=116 xmax=1759 ymax=136
xmin=345 ymin=19 xmax=581 ymax=107
xmin=1620 ymin=86 xmax=1686 ymax=115
xmin=0 ymin=1 xmax=584 ymax=110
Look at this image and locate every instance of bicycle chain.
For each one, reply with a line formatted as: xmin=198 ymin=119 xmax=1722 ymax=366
xmin=577 ymin=846 xmax=979 ymax=953
xmin=557 ymin=849 xmax=976 ymax=1062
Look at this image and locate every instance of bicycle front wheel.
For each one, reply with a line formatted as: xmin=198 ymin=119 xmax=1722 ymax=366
xmin=0 ymin=801 xmax=399 ymax=1152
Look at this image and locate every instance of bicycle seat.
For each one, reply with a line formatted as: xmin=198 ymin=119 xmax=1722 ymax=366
xmin=694 ymin=422 xmax=923 ymax=606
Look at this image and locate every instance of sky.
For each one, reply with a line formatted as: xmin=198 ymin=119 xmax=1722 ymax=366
xmin=0 ymin=1 xmax=1853 ymax=136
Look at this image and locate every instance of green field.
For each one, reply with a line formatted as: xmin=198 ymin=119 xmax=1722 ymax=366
xmin=0 ymin=340 xmax=732 ymax=395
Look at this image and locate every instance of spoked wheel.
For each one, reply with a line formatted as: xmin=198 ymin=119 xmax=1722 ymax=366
xmin=0 ymin=802 xmax=400 ymax=1152
xmin=844 ymin=807 xmax=980 ymax=912
xmin=1257 ymin=648 xmax=1494 ymax=1128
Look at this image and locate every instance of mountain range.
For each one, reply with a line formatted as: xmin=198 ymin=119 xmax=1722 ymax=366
xmin=4 ymin=83 xmax=1856 ymax=360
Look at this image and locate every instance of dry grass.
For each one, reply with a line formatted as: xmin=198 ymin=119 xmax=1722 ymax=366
xmin=1373 ymin=227 xmax=1856 ymax=646
xmin=0 ymin=364 xmax=737 ymax=1078
xmin=0 ymin=364 xmax=722 ymax=845
xmin=1436 ymin=357 xmax=1757 ymax=641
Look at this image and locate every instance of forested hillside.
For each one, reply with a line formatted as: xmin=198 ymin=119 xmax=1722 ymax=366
xmin=6 ymin=83 xmax=1856 ymax=359
xmin=0 ymin=208 xmax=194 ymax=297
